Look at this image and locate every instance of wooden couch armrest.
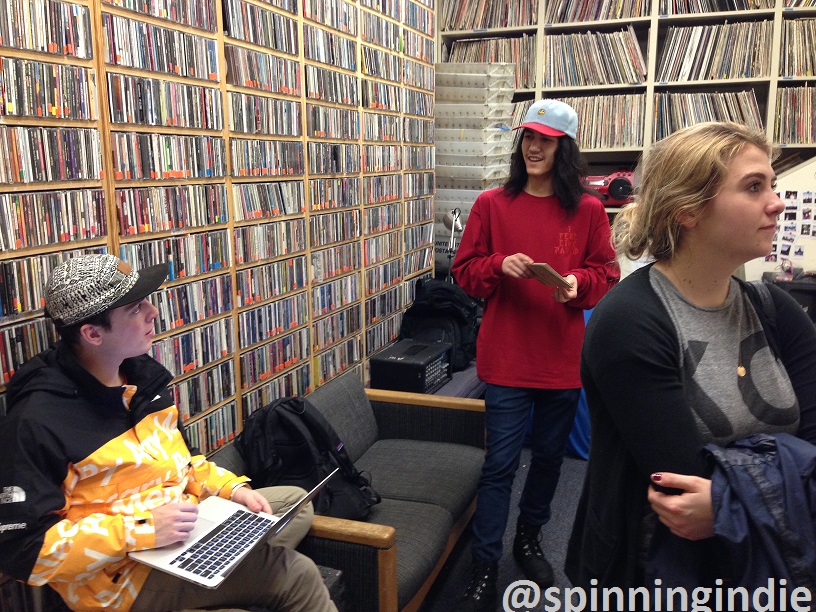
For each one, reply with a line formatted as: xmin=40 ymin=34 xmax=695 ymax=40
xmin=308 ymin=515 xmax=396 ymax=548
xmin=365 ymin=388 xmax=485 ymax=413
xmin=298 ymin=516 xmax=398 ymax=612
xmin=365 ymin=388 xmax=485 ymax=449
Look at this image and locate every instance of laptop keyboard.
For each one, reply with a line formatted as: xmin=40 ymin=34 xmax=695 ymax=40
xmin=169 ymin=509 xmax=276 ymax=579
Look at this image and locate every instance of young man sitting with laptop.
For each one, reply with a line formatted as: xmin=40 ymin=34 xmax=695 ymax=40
xmin=0 ymin=255 xmax=336 ymax=612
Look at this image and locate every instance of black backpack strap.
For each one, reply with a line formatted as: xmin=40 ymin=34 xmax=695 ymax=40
xmin=750 ymin=279 xmax=776 ymax=319
xmin=284 ymin=398 xmax=381 ymax=504
xmin=236 ymin=400 xmax=283 ymax=485
xmin=282 ymin=398 xmax=353 ymax=475
xmin=273 ymin=399 xmax=334 ymax=514
xmin=277 ymin=398 xmax=330 ymax=469
xmin=744 ymin=279 xmax=780 ymax=358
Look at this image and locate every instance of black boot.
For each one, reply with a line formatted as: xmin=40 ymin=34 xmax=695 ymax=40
xmin=456 ymin=560 xmax=498 ymax=611
xmin=512 ymin=518 xmax=554 ymax=588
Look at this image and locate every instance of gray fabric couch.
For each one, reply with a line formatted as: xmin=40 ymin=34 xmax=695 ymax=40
xmin=210 ymin=370 xmax=486 ymax=612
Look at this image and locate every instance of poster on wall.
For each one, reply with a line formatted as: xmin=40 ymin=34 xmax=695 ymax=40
xmin=746 ymin=158 xmax=816 ymax=280
xmin=767 ymin=189 xmax=815 ymax=266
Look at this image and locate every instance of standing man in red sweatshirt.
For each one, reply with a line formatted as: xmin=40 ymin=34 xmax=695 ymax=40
xmin=451 ymin=99 xmax=619 ymax=611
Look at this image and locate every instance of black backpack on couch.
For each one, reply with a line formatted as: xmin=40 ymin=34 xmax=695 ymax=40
xmin=235 ymin=396 xmax=381 ymax=520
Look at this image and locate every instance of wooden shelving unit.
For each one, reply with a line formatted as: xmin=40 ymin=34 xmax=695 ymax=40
xmin=0 ymin=0 xmax=437 ymax=452
xmin=438 ymin=0 xmax=816 ymax=174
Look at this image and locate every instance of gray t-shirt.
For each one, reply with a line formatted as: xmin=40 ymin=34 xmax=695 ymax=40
xmin=651 ymin=268 xmax=799 ymax=445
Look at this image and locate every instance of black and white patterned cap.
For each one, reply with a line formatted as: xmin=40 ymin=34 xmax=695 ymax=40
xmin=45 ymin=254 xmax=169 ymax=326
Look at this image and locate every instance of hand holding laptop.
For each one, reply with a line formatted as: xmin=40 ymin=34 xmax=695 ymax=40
xmin=130 ymin=468 xmax=339 ymax=589
xmin=231 ymin=485 xmax=273 ymax=514
xmin=151 ymin=488 xmax=268 ymax=549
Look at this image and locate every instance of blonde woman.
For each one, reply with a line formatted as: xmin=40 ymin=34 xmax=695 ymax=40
xmin=566 ymin=122 xmax=816 ymax=591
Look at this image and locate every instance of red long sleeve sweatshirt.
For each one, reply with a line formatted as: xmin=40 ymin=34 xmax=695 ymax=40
xmin=451 ymin=188 xmax=619 ymax=388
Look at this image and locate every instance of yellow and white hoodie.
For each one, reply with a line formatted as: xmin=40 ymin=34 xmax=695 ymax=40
xmin=0 ymin=342 xmax=248 ymax=611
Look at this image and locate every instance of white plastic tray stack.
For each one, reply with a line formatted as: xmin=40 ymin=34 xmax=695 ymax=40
xmin=434 ymin=63 xmax=515 ymax=273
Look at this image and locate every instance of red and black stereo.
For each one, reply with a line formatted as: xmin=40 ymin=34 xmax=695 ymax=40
xmin=583 ymin=171 xmax=634 ymax=206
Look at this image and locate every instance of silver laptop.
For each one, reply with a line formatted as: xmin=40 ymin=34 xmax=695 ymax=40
xmin=129 ymin=468 xmax=338 ymax=589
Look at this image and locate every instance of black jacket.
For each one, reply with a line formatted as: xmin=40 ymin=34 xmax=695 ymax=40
xmin=0 ymin=342 xmax=174 ymax=579
xmin=566 ymin=267 xmax=816 ymax=588
xmin=0 ymin=341 xmax=245 ymax=611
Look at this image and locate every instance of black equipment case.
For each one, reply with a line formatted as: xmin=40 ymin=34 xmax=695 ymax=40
xmin=369 ymin=339 xmax=452 ymax=394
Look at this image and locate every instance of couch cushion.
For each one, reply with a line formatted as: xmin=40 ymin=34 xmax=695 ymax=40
xmin=365 ymin=498 xmax=453 ymax=609
xmin=355 ymin=439 xmax=483 ymax=519
xmin=307 ymin=371 xmax=378 ymax=463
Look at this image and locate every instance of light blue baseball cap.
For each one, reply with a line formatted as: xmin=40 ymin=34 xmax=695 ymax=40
xmin=514 ymin=99 xmax=578 ymax=139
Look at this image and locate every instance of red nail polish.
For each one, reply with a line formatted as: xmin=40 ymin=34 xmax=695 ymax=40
xmin=651 ymin=473 xmax=662 ymax=482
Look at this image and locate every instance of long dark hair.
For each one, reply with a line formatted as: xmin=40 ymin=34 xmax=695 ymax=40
xmin=503 ymin=130 xmax=590 ymax=213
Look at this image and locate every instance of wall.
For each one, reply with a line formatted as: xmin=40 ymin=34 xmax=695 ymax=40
xmin=745 ymin=156 xmax=816 ymax=281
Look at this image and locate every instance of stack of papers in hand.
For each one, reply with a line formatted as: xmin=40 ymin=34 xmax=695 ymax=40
xmin=528 ymin=263 xmax=571 ymax=289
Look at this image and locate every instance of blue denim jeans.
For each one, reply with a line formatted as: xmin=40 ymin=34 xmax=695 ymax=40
xmin=471 ymin=384 xmax=581 ymax=564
